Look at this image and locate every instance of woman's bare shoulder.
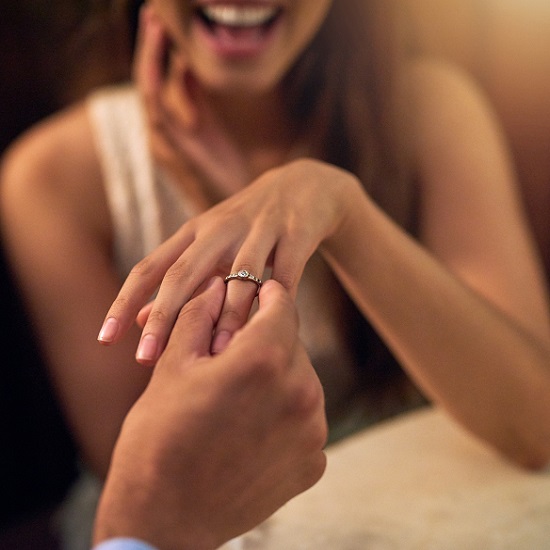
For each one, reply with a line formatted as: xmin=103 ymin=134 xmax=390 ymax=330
xmin=405 ymin=55 xmax=495 ymax=126
xmin=403 ymin=56 xmax=507 ymax=175
xmin=1 ymin=100 xmax=108 ymax=236
xmin=2 ymin=100 xmax=100 ymax=192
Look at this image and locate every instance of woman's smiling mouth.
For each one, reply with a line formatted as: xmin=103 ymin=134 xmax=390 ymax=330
xmin=199 ymin=4 xmax=282 ymax=27
xmin=193 ymin=2 xmax=284 ymax=58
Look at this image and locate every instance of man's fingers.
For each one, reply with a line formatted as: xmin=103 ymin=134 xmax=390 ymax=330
xmin=159 ymin=277 xmax=226 ymax=368
xmin=210 ymin=279 xmax=258 ymax=355
xmin=210 ymin=231 xmax=274 ymax=354
xmin=224 ymin=280 xmax=299 ymax=364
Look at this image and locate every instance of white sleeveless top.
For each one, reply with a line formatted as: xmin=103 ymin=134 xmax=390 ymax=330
xmin=87 ymin=85 xmax=195 ymax=278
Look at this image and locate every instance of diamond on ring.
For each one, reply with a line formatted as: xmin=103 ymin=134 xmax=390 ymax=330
xmin=224 ymin=270 xmax=262 ymax=296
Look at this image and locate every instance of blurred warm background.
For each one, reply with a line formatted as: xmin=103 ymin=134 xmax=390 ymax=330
xmin=0 ymin=2 xmax=130 ymax=548
xmin=0 ymin=0 xmax=131 ymax=154
xmin=0 ymin=0 xmax=549 ymax=548
xmin=406 ymin=0 xmax=550 ymax=277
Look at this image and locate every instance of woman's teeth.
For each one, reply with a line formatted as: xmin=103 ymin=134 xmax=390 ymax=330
xmin=201 ymin=4 xmax=279 ymax=27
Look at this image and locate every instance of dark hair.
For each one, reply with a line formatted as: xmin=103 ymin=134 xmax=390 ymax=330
xmin=282 ymin=0 xmax=417 ymax=397
xmin=283 ymin=0 xmax=414 ymax=228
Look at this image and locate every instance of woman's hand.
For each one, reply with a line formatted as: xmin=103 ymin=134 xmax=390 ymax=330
xmin=98 ymin=159 xmax=362 ymax=365
xmin=135 ymin=5 xmax=250 ymax=201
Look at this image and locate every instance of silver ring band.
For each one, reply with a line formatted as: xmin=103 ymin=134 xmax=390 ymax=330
xmin=224 ymin=270 xmax=262 ymax=295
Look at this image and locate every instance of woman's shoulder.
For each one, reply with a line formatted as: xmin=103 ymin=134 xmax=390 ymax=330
xmin=2 ymin=100 xmax=101 ymax=194
xmin=405 ymin=55 xmax=493 ymax=121
xmin=1 ymin=99 xmax=108 ymax=239
xmin=403 ymin=56 xmax=505 ymax=167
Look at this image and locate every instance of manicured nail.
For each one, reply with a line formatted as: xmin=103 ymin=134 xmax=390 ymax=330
xmin=211 ymin=330 xmax=231 ymax=355
xmin=98 ymin=318 xmax=119 ymax=343
xmin=136 ymin=334 xmax=158 ymax=363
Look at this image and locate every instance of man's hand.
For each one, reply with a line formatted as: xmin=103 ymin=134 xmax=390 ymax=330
xmin=93 ymin=278 xmax=327 ymax=550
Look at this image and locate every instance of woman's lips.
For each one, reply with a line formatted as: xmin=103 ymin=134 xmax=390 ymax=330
xmin=194 ymin=3 xmax=283 ymax=58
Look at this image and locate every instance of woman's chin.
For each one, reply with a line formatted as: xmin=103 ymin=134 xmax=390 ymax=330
xmin=192 ymin=66 xmax=282 ymax=96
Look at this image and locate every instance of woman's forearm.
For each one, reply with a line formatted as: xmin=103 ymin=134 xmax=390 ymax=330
xmin=322 ymin=185 xmax=550 ymax=468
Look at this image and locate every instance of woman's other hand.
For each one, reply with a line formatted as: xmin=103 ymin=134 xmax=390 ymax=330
xmin=135 ymin=5 xmax=249 ymax=202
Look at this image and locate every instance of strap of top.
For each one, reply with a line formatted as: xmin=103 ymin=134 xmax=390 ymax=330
xmin=86 ymin=85 xmax=162 ymax=277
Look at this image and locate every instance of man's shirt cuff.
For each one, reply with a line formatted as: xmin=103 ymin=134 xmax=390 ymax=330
xmin=92 ymin=538 xmax=157 ymax=550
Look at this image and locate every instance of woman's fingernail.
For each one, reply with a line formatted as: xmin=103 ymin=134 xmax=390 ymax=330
xmin=98 ymin=318 xmax=119 ymax=343
xmin=211 ymin=330 xmax=231 ymax=355
xmin=136 ymin=334 xmax=158 ymax=363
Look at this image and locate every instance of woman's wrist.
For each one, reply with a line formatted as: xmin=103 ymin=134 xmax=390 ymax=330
xmin=320 ymin=170 xmax=369 ymax=260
